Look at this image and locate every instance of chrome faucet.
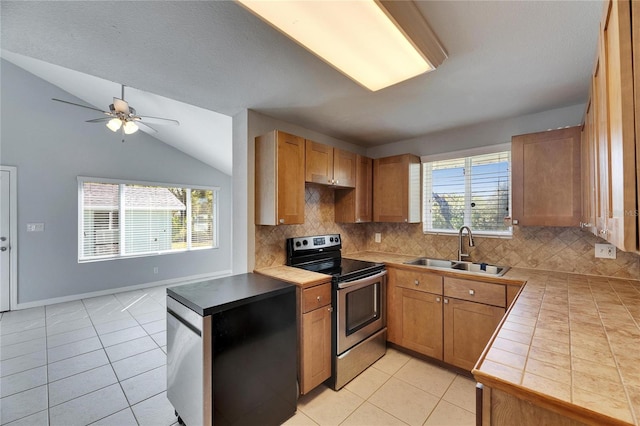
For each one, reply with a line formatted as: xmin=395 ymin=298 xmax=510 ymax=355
xmin=458 ymin=226 xmax=474 ymax=261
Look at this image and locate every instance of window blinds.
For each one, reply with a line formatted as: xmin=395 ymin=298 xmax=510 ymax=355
xmin=423 ymin=151 xmax=511 ymax=235
xmin=79 ymin=179 xmax=217 ymax=261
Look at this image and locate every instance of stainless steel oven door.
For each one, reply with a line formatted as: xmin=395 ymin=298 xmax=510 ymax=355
xmin=336 ymin=270 xmax=387 ymax=355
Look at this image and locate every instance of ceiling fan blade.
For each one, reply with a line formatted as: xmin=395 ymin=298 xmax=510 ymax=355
xmin=136 ymin=121 xmax=158 ymax=133
xmin=85 ymin=117 xmax=112 ymax=123
xmin=113 ymin=98 xmax=130 ymax=115
xmin=137 ymin=116 xmax=180 ymax=126
xmin=52 ymin=98 xmax=109 ymax=114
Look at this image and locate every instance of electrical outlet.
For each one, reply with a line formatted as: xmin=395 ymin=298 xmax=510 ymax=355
xmin=595 ymin=243 xmax=616 ymax=259
xmin=153 ymin=267 xmax=159 ymax=274
xmin=374 ymin=233 xmax=381 ymax=243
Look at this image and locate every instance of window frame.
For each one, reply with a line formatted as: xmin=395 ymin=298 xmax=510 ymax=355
xmin=421 ymin=144 xmax=512 ymax=238
xmin=77 ymin=176 xmax=220 ymax=263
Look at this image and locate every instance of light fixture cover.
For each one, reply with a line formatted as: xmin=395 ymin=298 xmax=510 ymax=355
xmin=123 ymin=121 xmax=139 ymax=135
xmin=106 ymin=118 xmax=122 ymax=132
xmin=237 ymin=0 xmax=445 ymax=91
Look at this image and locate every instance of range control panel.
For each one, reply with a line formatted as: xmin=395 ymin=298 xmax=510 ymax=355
xmin=288 ymin=234 xmax=341 ymax=252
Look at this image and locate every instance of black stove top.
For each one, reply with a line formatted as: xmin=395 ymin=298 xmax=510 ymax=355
xmin=286 ymin=234 xmax=384 ymax=284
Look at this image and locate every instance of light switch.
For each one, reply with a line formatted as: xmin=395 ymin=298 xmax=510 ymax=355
xmin=27 ymin=223 xmax=45 ymax=232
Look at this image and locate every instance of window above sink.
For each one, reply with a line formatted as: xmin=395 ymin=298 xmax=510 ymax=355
xmin=421 ymin=145 xmax=513 ymax=238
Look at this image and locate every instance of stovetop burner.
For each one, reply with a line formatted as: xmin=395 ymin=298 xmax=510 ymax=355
xmin=286 ymin=234 xmax=384 ymax=284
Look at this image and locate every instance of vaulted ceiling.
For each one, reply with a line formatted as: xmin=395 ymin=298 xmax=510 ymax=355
xmin=1 ymin=1 xmax=602 ymax=173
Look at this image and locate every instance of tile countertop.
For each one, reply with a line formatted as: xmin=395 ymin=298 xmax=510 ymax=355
xmin=257 ymin=251 xmax=640 ymax=425
xmin=472 ymin=268 xmax=640 ymax=426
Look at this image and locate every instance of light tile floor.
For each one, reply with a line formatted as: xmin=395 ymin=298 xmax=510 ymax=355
xmin=0 ymin=286 xmax=476 ymax=426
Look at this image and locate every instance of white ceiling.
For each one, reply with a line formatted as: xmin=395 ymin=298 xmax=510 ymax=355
xmin=1 ymin=1 xmax=602 ymax=171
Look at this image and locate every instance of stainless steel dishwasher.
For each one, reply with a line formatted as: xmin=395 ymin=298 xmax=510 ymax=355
xmin=167 ymin=297 xmax=211 ymax=426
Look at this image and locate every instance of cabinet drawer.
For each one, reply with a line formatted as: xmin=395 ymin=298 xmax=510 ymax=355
xmin=395 ymin=269 xmax=442 ymax=294
xmin=444 ymin=277 xmax=505 ymax=307
xmin=302 ymin=283 xmax=332 ymax=313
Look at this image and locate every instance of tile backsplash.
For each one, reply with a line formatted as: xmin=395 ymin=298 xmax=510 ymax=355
xmin=364 ymin=223 xmax=640 ymax=279
xmin=254 ymin=185 xmax=640 ymax=279
xmin=254 ymin=185 xmax=368 ymax=268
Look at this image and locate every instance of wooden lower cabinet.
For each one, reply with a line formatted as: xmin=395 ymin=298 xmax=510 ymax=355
xmin=387 ymin=267 xmax=507 ymax=371
xmin=396 ymin=288 xmax=443 ymax=359
xmin=443 ymin=298 xmax=505 ymax=370
xmin=298 ymin=283 xmax=332 ymax=395
xmin=479 ymin=386 xmax=589 ymax=426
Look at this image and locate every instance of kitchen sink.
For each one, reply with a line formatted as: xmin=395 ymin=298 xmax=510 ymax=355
xmin=451 ymin=261 xmax=508 ymax=276
xmin=404 ymin=258 xmax=457 ymax=268
xmin=403 ymin=257 xmax=509 ymax=277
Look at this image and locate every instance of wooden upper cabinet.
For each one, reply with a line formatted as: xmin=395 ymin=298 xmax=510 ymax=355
xmin=373 ymin=154 xmax=422 ymax=223
xmin=305 ymin=140 xmax=356 ymax=188
xmin=580 ymin=0 xmax=638 ymax=251
xmin=255 ymin=130 xmax=305 ymax=225
xmin=333 ymin=148 xmax=357 ymax=188
xmin=335 ymin=155 xmax=373 ymax=223
xmin=580 ymin=96 xmax=598 ymax=235
xmin=305 ymin=140 xmax=333 ymax=185
xmin=598 ymin=0 xmax=637 ymax=251
xmin=511 ymin=127 xmax=582 ymax=227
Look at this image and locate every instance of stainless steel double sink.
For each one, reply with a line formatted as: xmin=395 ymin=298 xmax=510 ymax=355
xmin=404 ymin=257 xmax=509 ymax=277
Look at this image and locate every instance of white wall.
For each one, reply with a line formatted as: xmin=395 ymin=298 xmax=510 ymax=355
xmin=1 ymin=60 xmax=233 ymax=306
xmin=365 ymin=104 xmax=585 ymax=158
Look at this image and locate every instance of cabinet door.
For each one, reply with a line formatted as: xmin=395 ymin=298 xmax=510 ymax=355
xmin=355 ymin=155 xmax=373 ymax=222
xmin=373 ymin=154 xmax=421 ymax=223
xmin=300 ymin=305 xmax=332 ymax=394
xmin=277 ymin=132 xmax=305 ymax=224
xmin=511 ymin=126 xmax=582 ymax=227
xmin=255 ymin=130 xmax=304 ymax=225
xmin=443 ymin=298 xmax=504 ymax=371
xmin=600 ymin=0 xmax=637 ymax=251
xmin=333 ymin=148 xmax=357 ymax=188
xmin=580 ymin=96 xmax=597 ymax=234
xmin=397 ymin=287 xmax=443 ymax=359
xmin=305 ymin=140 xmax=333 ymax=185
xmin=334 ymin=155 xmax=372 ymax=223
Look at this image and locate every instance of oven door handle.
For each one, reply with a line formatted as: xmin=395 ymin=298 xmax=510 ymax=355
xmin=337 ymin=270 xmax=387 ymax=289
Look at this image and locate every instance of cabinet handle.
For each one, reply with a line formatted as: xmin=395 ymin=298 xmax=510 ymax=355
xmin=328 ymin=307 xmax=333 ymax=312
xmin=469 ymin=289 xmax=475 ymax=296
xmin=436 ymin=297 xmax=441 ymax=303
xmin=414 ymin=280 xmax=419 ymax=286
xmin=444 ymin=299 xmax=449 ymax=304
xmin=279 ymin=218 xmax=285 ymax=224
xmin=317 ymin=296 xmax=321 ymax=302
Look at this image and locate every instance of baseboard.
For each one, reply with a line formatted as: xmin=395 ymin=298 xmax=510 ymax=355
xmin=11 ymin=270 xmax=233 ymax=311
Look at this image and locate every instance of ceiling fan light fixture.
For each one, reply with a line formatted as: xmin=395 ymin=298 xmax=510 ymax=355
xmin=106 ymin=118 xmax=122 ymax=132
xmin=123 ymin=121 xmax=139 ymax=135
xmin=237 ymin=0 xmax=447 ymax=91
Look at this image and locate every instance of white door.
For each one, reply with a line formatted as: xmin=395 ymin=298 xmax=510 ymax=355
xmin=1 ymin=168 xmax=15 ymax=312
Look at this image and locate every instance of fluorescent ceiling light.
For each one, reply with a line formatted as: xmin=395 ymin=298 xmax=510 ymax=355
xmin=237 ymin=0 xmax=446 ymax=91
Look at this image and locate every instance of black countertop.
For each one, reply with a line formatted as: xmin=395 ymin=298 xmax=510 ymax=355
xmin=166 ymin=273 xmax=295 ymax=316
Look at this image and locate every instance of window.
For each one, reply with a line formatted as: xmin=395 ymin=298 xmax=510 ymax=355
xmin=79 ymin=177 xmax=218 ymax=262
xmin=423 ymin=150 xmax=511 ymax=236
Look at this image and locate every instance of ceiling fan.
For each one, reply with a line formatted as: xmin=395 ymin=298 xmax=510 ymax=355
xmin=52 ymin=84 xmax=179 ymax=140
